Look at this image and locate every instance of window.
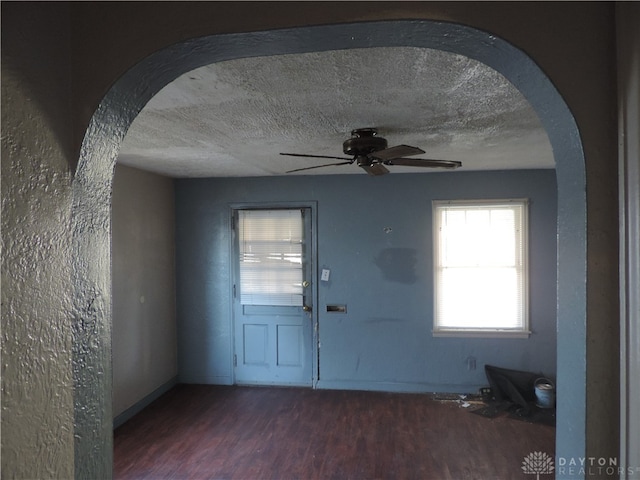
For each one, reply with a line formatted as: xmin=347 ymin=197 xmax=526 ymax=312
xmin=433 ymin=199 xmax=529 ymax=337
xmin=237 ymin=209 xmax=304 ymax=306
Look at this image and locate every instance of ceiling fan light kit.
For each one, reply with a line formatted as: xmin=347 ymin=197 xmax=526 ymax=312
xmin=282 ymin=128 xmax=462 ymax=175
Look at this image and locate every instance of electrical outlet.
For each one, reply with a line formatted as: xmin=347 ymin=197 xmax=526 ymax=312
xmin=321 ymin=269 xmax=330 ymax=281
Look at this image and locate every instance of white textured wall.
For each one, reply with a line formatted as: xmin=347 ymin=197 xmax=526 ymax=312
xmin=1 ymin=4 xmax=75 ymax=478
xmin=112 ymin=165 xmax=177 ymax=418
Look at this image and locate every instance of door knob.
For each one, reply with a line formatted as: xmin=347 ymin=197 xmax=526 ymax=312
xmin=303 ymin=305 xmax=312 ymax=312
xmin=302 ymin=280 xmax=310 ymax=288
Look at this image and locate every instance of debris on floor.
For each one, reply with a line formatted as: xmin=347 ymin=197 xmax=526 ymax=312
xmin=469 ymin=365 xmax=557 ymax=426
xmin=429 ymin=365 xmax=557 ymax=427
xmin=430 ymin=392 xmax=485 ymax=409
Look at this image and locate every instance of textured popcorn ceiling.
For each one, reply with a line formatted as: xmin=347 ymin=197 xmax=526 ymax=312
xmin=118 ymin=47 xmax=554 ymax=177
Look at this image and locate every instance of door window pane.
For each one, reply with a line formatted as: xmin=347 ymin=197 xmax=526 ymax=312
xmin=238 ymin=209 xmax=304 ymax=306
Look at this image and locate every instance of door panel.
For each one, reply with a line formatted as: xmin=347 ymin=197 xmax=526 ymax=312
xmin=233 ymin=208 xmax=313 ymax=386
xmin=243 ymin=323 xmax=268 ymax=365
xmin=277 ymin=324 xmax=302 ymax=366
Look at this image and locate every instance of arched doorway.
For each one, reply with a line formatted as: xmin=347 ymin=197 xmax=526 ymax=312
xmin=72 ymin=20 xmax=586 ymax=477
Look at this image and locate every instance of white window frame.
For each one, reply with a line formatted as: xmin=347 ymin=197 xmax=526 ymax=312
xmin=433 ymin=199 xmax=530 ymax=338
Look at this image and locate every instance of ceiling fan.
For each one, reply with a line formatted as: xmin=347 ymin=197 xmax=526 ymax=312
xmin=281 ymin=128 xmax=462 ymax=176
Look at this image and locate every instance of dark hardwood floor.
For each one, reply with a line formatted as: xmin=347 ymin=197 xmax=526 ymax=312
xmin=114 ymin=385 xmax=555 ymax=480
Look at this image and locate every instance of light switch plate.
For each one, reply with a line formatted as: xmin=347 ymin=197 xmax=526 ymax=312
xmin=321 ymin=269 xmax=330 ymax=281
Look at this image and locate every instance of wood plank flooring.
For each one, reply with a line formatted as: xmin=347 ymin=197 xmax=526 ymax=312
xmin=114 ymin=385 xmax=555 ymax=479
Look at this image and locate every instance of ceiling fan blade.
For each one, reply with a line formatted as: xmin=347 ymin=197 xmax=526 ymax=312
xmin=286 ymin=161 xmax=353 ymax=173
xmin=385 ymin=157 xmax=462 ymax=169
xmin=280 ymin=152 xmax=351 ymax=161
xmin=369 ymin=144 xmax=425 ymax=161
xmin=360 ymin=163 xmax=390 ymax=176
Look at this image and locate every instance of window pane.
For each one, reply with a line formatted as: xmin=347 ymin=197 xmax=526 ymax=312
xmin=438 ymin=267 xmax=520 ymax=329
xmin=441 ymin=207 xmax=517 ymax=267
xmin=239 ymin=209 xmax=304 ymax=306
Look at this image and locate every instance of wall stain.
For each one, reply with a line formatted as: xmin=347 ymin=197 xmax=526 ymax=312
xmin=373 ymin=248 xmax=418 ymax=284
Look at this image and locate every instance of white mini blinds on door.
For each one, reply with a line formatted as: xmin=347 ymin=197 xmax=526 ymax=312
xmin=433 ymin=199 xmax=529 ymax=337
xmin=238 ymin=209 xmax=304 ymax=306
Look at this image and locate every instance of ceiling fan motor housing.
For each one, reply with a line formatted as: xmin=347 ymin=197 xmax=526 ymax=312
xmin=343 ymin=128 xmax=388 ymax=157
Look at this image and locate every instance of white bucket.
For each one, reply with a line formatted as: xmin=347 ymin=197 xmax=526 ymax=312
xmin=534 ymin=378 xmax=555 ymax=408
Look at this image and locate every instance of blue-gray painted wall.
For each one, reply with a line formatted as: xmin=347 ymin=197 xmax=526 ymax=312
xmin=176 ymin=170 xmax=557 ymax=393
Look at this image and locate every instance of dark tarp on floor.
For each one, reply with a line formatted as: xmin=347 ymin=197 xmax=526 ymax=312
xmin=484 ymin=364 xmax=542 ymax=416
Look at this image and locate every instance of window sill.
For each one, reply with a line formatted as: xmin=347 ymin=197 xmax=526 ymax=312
xmin=432 ymin=329 xmax=531 ymax=339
